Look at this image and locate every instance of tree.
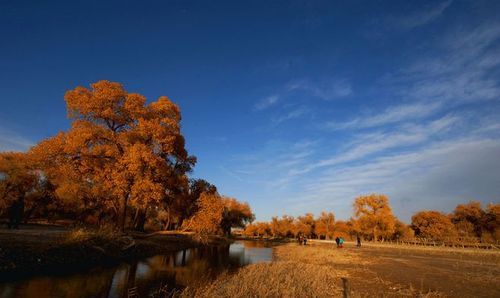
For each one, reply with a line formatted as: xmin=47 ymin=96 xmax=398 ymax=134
xmin=0 ymin=152 xmax=39 ymax=219
xmin=451 ymin=201 xmax=485 ymax=238
xmin=220 ymin=197 xmax=254 ymax=235
xmin=393 ymin=220 xmax=414 ymax=241
xmin=294 ymin=213 xmax=316 ymax=238
xmin=411 ymin=211 xmax=457 ymax=241
xmin=481 ymin=203 xmax=499 ymax=242
xmin=270 ymin=215 xmax=295 ymax=238
xmin=315 ymin=212 xmax=335 ymax=239
xmin=31 ymin=80 xmax=195 ymax=231
xmin=182 ymin=192 xmax=224 ymax=235
xmin=353 ymin=194 xmax=396 ymax=241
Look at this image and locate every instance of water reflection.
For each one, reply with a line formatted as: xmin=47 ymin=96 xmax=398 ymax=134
xmin=0 ymin=240 xmax=274 ymax=298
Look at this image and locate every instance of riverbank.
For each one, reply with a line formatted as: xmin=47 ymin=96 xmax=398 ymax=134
xmin=0 ymin=225 xmax=227 ymax=280
xmin=182 ymin=241 xmax=500 ymax=297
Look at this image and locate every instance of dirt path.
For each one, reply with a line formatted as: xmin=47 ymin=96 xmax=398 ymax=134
xmin=284 ymin=242 xmax=500 ymax=297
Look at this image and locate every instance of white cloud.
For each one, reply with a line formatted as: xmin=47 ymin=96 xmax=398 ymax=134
xmin=391 ymin=0 xmax=452 ymax=30
xmin=297 ymin=137 xmax=500 ymax=221
xmin=254 ymin=94 xmax=280 ymax=111
xmin=272 ymin=106 xmax=309 ymax=124
xmin=304 ymin=114 xmax=459 ymax=175
xmin=327 ymin=101 xmax=442 ymax=130
xmin=287 ymin=78 xmax=352 ymax=100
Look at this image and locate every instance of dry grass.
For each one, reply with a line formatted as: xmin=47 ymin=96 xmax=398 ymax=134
xmin=181 ymin=261 xmax=344 ymax=298
xmin=180 ymin=243 xmax=455 ymax=297
xmin=62 ymin=227 xmax=116 ymax=243
xmin=180 ymin=244 xmax=352 ymax=298
xmin=274 ymin=243 xmax=373 ymax=266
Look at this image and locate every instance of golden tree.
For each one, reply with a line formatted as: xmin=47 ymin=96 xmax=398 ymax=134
xmin=353 ymin=194 xmax=396 ymax=241
xmin=270 ymin=215 xmax=295 ymax=238
xmin=451 ymin=201 xmax=485 ymax=238
xmin=411 ymin=211 xmax=457 ymax=241
xmin=31 ymin=80 xmax=195 ymax=231
xmin=220 ymin=197 xmax=255 ymax=235
xmin=483 ymin=203 xmax=500 ymax=241
xmin=294 ymin=213 xmax=315 ymax=238
xmin=182 ymin=192 xmax=224 ymax=235
xmin=0 ymin=152 xmax=39 ymax=217
xmin=315 ymin=212 xmax=335 ymax=239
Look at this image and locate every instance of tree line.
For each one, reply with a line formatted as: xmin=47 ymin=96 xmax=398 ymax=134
xmin=0 ymin=80 xmax=254 ymax=234
xmin=243 ymin=194 xmax=499 ymax=243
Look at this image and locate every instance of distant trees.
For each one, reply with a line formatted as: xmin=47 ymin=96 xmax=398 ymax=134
xmin=243 ymin=195 xmax=499 ymax=244
xmin=244 ymin=212 xmax=341 ymax=240
xmin=410 ymin=202 xmax=500 ymax=243
xmin=315 ymin=212 xmax=335 ymax=240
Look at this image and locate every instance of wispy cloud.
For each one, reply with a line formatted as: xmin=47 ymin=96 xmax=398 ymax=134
xmin=400 ymin=23 xmax=500 ymax=104
xmin=315 ymin=114 xmax=459 ymax=169
xmin=326 ymin=101 xmax=442 ymax=130
xmin=254 ymin=94 xmax=281 ymax=111
xmin=297 ymin=137 xmax=500 ymax=221
xmin=287 ymin=78 xmax=352 ymax=100
xmin=390 ymin=0 xmax=452 ymax=30
xmin=272 ymin=106 xmax=310 ymax=124
xmin=0 ymin=126 xmax=33 ymax=152
xmin=254 ymin=77 xmax=352 ymax=112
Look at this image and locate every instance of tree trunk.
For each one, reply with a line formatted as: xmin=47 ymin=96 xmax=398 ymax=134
xmin=133 ymin=208 xmax=146 ymax=232
xmin=119 ymin=196 xmax=128 ymax=233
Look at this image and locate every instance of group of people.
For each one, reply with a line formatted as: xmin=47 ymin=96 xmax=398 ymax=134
xmin=334 ymin=236 xmax=345 ymax=248
xmin=297 ymin=235 xmax=308 ymax=245
xmin=296 ymin=234 xmax=362 ymax=248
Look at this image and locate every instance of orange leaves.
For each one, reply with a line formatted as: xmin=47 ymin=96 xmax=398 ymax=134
xmin=353 ymin=194 xmax=396 ymax=240
xmin=411 ymin=211 xmax=457 ymax=240
xmin=0 ymin=152 xmax=39 ymax=211
xmin=183 ymin=192 xmax=225 ymax=235
xmin=26 ymin=80 xmax=196 ymax=230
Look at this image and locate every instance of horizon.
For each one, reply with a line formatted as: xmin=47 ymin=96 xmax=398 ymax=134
xmin=1 ymin=0 xmax=499 ymax=222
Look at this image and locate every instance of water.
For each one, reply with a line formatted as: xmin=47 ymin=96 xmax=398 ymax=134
xmin=0 ymin=240 xmax=275 ymax=298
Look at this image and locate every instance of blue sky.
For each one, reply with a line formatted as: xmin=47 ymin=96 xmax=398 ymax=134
xmin=1 ymin=0 xmax=499 ymax=222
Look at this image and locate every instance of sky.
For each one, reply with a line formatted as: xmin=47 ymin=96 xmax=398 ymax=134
xmin=1 ymin=0 xmax=499 ymax=222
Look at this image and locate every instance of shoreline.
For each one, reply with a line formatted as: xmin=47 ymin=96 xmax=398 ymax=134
xmin=0 ymin=225 xmax=229 ymax=281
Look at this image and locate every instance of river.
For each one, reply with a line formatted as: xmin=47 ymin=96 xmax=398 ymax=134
xmin=0 ymin=240 xmax=275 ymax=298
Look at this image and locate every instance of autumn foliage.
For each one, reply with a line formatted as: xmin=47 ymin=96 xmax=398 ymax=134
xmin=243 ymin=194 xmax=499 ymax=244
xmin=0 ymin=81 xmax=253 ymax=234
xmin=0 ymin=81 xmax=498 ymax=243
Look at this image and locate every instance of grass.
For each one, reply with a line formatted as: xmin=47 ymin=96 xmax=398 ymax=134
xmin=180 ymin=243 xmax=498 ymax=297
xmin=181 ymin=261 xmax=345 ymax=297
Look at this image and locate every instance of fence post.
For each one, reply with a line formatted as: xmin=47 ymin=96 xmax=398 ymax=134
xmin=342 ymin=277 xmax=350 ymax=298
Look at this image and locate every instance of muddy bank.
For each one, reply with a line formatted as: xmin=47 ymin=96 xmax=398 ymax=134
xmin=0 ymin=225 xmax=228 ymax=281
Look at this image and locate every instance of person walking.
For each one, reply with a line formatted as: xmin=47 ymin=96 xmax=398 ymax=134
xmin=356 ymin=235 xmax=362 ymax=248
xmin=339 ymin=237 xmax=344 ymax=248
xmin=335 ymin=236 xmax=340 ymax=248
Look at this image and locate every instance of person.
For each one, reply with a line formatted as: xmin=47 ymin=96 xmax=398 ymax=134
xmin=298 ymin=235 xmax=303 ymax=245
xmin=356 ymin=235 xmax=362 ymax=248
xmin=339 ymin=237 xmax=344 ymax=248
xmin=303 ymin=237 xmax=307 ymax=245
xmin=335 ymin=236 xmax=340 ymax=248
